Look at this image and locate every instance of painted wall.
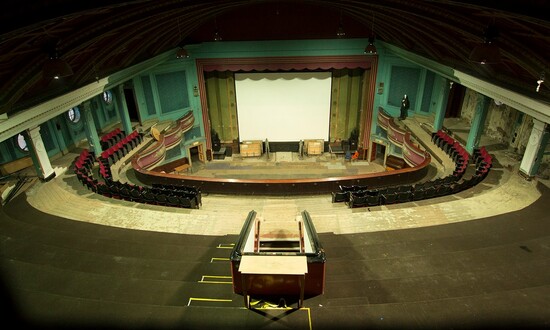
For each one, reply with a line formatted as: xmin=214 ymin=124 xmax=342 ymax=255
xmin=460 ymin=88 xmax=532 ymax=153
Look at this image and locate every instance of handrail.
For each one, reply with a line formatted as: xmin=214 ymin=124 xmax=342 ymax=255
xmin=403 ymin=132 xmax=429 ymax=167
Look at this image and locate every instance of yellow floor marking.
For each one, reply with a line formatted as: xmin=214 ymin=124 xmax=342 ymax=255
xmin=199 ymin=275 xmax=233 ymax=284
xmin=217 ymin=243 xmax=235 ymax=249
xmin=211 ymin=257 xmax=230 ymax=262
xmin=187 ymin=297 xmax=233 ymax=306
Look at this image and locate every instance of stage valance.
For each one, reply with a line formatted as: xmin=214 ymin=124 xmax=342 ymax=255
xmin=199 ymin=56 xmax=372 ymax=72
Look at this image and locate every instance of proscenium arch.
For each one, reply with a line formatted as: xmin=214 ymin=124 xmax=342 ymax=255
xmin=195 ymin=55 xmax=378 ymax=156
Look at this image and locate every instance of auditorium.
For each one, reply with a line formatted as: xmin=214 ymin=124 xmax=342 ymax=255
xmin=0 ymin=1 xmax=549 ymax=329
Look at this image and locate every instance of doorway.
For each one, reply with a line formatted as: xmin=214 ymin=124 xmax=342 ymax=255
xmin=187 ymin=142 xmax=206 ymax=170
xmin=445 ymin=83 xmax=465 ymax=118
xmin=370 ymin=142 xmax=386 ymax=165
xmin=124 ymin=88 xmax=140 ymax=124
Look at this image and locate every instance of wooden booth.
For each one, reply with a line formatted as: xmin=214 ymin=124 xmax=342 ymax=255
xmin=230 ymin=210 xmax=326 ymax=308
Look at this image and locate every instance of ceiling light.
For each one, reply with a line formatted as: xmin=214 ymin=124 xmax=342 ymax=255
xmin=213 ymin=19 xmax=222 ymax=41
xmin=214 ymin=30 xmax=222 ymax=41
xmin=469 ymin=25 xmax=501 ymax=64
xmin=364 ymin=36 xmax=377 ymax=55
xmin=336 ymin=23 xmax=345 ymax=38
xmin=43 ymin=54 xmax=73 ymax=79
xmin=175 ymin=19 xmax=190 ymax=59
xmin=364 ymin=14 xmax=377 ymax=55
xmin=536 ymin=71 xmax=545 ymax=92
xmin=336 ymin=11 xmax=345 ymax=38
xmin=176 ymin=47 xmax=189 ymax=59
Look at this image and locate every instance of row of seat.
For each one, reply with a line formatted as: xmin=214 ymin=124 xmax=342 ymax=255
xmin=432 ymin=129 xmax=470 ymax=178
xmin=474 ymin=146 xmax=493 ymax=177
xmin=73 ymin=148 xmax=95 ymax=172
xmin=99 ymin=130 xmax=143 ymax=167
xmin=73 ymin=149 xmax=98 ymax=190
xmin=332 ymin=129 xmax=493 ymax=208
xmin=95 ymin=180 xmax=200 ymax=209
xmin=72 ymin=132 xmax=201 ymax=209
xmin=100 ymin=127 xmax=126 ymax=151
xmin=151 ymin=183 xmax=202 ymax=206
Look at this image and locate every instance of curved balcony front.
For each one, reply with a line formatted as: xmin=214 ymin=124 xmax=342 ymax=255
xmin=387 ymin=119 xmax=406 ymax=147
xmin=377 ymin=107 xmax=390 ymax=130
xmin=135 ymin=134 xmax=166 ymax=170
xmin=403 ymin=132 xmax=429 ymax=167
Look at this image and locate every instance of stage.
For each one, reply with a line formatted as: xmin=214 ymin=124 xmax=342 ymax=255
xmin=186 ymin=152 xmax=387 ymax=180
xmin=133 ymin=150 xmax=432 ymax=195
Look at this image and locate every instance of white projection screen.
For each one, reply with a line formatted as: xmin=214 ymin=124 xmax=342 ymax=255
xmin=234 ymin=72 xmax=332 ymax=142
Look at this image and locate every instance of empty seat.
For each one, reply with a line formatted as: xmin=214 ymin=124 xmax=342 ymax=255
xmin=179 ymin=196 xmax=198 ymax=209
xmin=412 ymin=188 xmax=426 ymax=201
xmin=154 ymin=193 xmax=169 ymax=205
xmin=381 ymin=193 xmax=397 ymax=205
xmin=347 ymin=194 xmax=368 ymax=208
xmin=397 ymin=191 xmax=412 ymax=203
xmin=366 ymin=194 xmax=380 ymax=206
xmin=331 ymin=191 xmax=349 ymax=203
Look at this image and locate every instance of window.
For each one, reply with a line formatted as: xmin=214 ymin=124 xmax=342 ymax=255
xmin=103 ymin=90 xmax=113 ymax=104
xmin=66 ymin=107 xmax=81 ymax=123
xmin=16 ymin=133 xmax=28 ymax=152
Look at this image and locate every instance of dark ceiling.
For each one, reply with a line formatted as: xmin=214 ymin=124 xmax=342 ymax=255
xmin=1 ymin=0 xmax=549 ymax=116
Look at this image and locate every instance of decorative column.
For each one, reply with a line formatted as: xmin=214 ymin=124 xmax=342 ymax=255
xmin=432 ymin=78 xmax=450 ymax=133
xmin=466 ymin=93 xmax=489 ymax=154
xmin=81 ymin=101 xmax=101 ymax=156
xmin=115 ymin=85 xmax=133 ymax=135
xmin=519 ymin=119 xmax=549 ymax=178
xmin=25 ymin=126 xmax=55 ymax=181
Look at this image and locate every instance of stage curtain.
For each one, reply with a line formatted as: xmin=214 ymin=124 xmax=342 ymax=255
xmin=205 ymin=71 xmax=239 ymax=142
xmin=329 ymin=68 xmax=366 ymax=142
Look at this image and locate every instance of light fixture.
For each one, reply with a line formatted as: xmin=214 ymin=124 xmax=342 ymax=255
xmin=214 ymin=29 xmax=222 ymax=41
xmin=43 ymin=53 xmax=73 ymax=79
xmin=193 ymin=86 xmax=199 ymax=97
xmin=336 ymin=11 xmax=345 ymax=38
xmin=536 ymin=71 xmax=545 ymax=92
xmin=176 ymin=47 xmax=189 ymax=59
xmin=364 ymin=13 xmax=377 ymax=55
xmin=336 ymin=23 xmax=345 ymax=38
xmin=175 ymin=18 xmax=190 ymax=59
xmin=364 ymin=36 xmax=377 ymax=55
xmin=213 ymin=19 xmax=222 ymax=41
xmin=469 ymin=25 xmax=501 ymax=64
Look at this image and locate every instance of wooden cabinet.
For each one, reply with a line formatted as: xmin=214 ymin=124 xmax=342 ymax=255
xmin=240 ymin=140 xmax=263 ymax=157
xmin=305 ymin=139 xmax=324 ymax=156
